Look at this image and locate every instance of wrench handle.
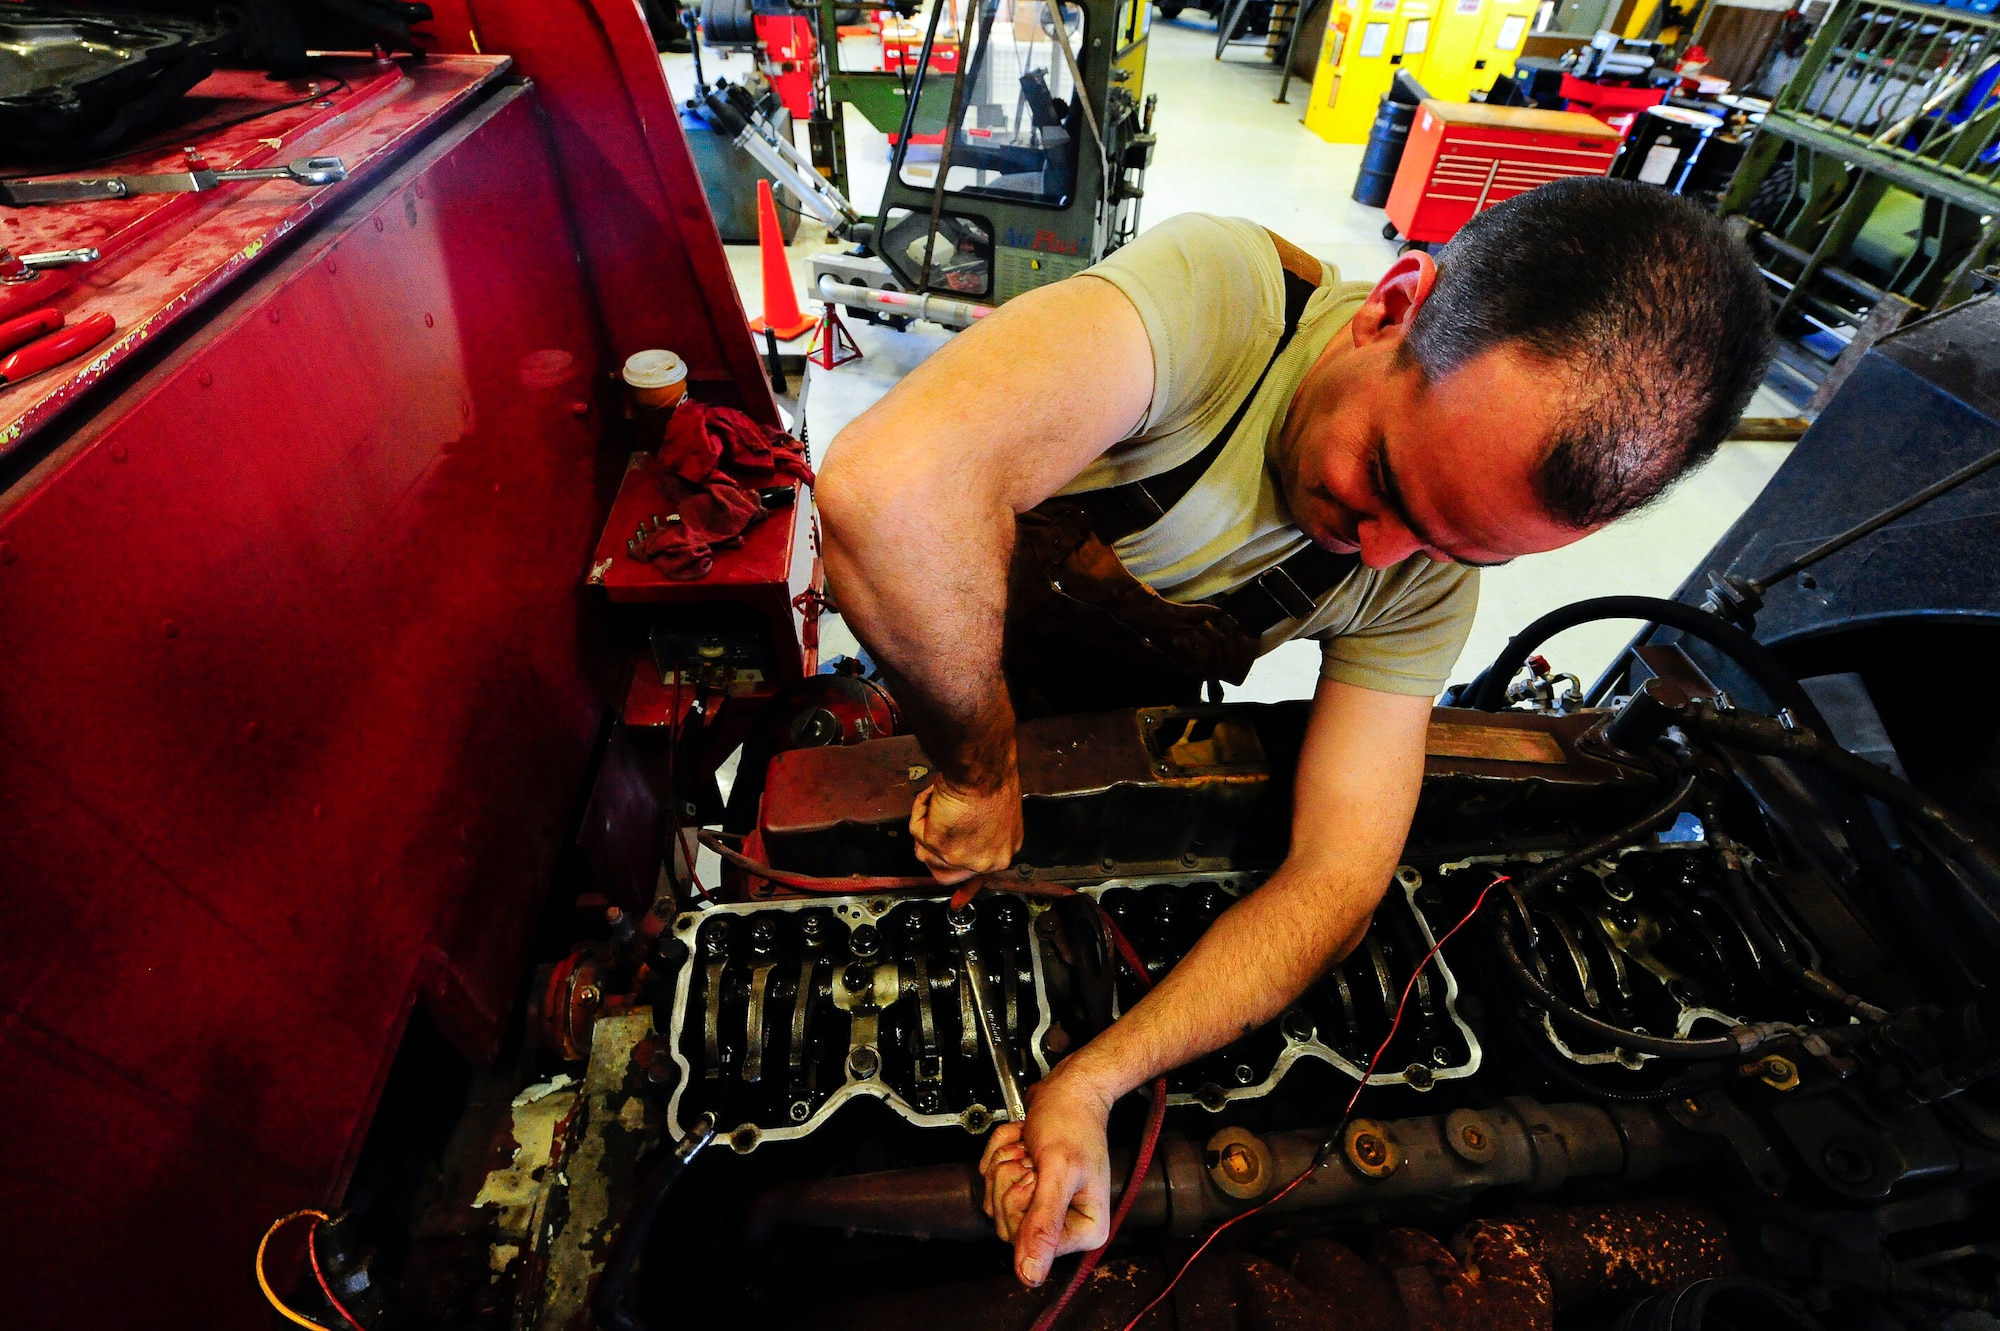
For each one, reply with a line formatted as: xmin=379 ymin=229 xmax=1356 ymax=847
xmin=0 ymin=312 xmax=114 ymax=384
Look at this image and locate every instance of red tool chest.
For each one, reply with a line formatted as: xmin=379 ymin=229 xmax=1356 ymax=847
xmin=1385 ymin=100 xmax=1623 ymax=245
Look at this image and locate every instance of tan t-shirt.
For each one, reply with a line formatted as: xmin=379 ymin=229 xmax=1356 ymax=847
xmin=1068 ymin=213 xmax=1477 ymax=697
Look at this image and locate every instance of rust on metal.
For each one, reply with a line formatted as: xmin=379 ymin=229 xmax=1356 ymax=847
xmin=1427 ymin=721 xmax=1568 ymax=765
xmin=820 ymin=1200 xmax=1737 ymax=1331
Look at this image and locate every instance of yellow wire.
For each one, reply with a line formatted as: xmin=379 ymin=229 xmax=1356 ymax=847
xmin=256 ymin=1209 xmax=337 ymax=1331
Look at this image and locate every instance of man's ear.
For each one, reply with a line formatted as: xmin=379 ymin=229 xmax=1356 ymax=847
xmin=1349 ymin=250 xmax=1439 ymax=349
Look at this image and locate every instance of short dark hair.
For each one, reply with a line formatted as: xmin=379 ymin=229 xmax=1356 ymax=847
xmin=1401 ymin=177 xmax=1773 ymax=528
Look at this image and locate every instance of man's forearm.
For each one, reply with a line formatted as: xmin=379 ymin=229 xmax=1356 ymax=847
xmin=821 ymin=501 xmax=1017 ymax=791
xmin=1054 ymin=861 xmax=1386 ymax=1102
xmin=814 ymin=278 xmax=1153 ymax=796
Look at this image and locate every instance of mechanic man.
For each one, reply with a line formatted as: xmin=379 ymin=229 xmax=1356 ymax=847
xmin=815 ymin=177 xmax=1771 ymax=1289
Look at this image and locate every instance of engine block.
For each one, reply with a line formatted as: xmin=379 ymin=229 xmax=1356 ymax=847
xmin=660 ymin=871 xmax=1482 ymax=1150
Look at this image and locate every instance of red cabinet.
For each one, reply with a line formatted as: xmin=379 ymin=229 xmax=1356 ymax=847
xmin=1386 ymin=100 xmax=1622 ymax=245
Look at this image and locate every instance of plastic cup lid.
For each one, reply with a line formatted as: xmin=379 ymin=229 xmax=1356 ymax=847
xmin=622 ymin=349 xmax=688 ymax=389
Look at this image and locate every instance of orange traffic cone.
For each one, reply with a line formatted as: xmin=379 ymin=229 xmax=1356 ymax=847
xmin=747 ymin=179 xmax=819 ymax=342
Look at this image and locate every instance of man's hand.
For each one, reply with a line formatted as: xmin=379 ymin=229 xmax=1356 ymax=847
xmin=911 ymin=772 xmax=1024 ymax=883
xmin=977 ymin=1073 xmax=1114 ymax=1286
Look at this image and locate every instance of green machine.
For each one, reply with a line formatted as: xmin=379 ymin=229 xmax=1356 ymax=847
xmin=1720 ymin=0 xmax=2000 ymax=402
xmin=808 ymin=0 xmax=1158 ymax=304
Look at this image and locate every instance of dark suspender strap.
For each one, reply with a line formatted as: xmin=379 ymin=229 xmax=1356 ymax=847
xmin=1213 ymin=542 xmax=1361 ymax=636
xmin=1072 ymin=266 xmax=1320 ymax=544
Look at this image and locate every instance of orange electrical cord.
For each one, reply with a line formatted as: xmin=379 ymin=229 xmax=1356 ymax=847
xmin=256 ymin=1209 xmax=368 ymax=1331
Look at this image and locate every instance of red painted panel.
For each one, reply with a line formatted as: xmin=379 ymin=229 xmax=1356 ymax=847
xmin=447 ymin=0 xmax=784 ymax=426
xmin=589 ymin=457 xmax=818 ymax=683
xmin=0 ymin=56 xmax=511 ymax=463
xmin=0 ymin=87 xmax=612 ymax=1330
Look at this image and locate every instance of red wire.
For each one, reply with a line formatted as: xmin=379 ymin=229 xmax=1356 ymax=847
xmin=306 ymin=1215 xmax=369 ymax=1331
xmin=1028 ymin=907 xmax=1165 ymax=1331
xmin=1091 ymin=873 xmax=1512 ymax=1331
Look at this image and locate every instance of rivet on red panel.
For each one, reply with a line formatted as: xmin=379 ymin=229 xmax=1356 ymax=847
xmin=425 ymin=313 xmax=435 ymax=328
xmin=268 ymin=308 xmax=282 ymax=324
xmin=110 ymin=444 xmax=127 ymax=463
xmin=0 ymin=540 xmax=16 ymax=565
xmin=199 ymin=370 xmax=213 ymax=387
xmin=374 ymin=217 xmax=385 ymax=232
xmin=163 ymin=619 xmax=179 ymax=638
xmin=243 ymin=720 xmax=260 ymax=740
xmin=570 ymin=400 xmax=590 ymax=417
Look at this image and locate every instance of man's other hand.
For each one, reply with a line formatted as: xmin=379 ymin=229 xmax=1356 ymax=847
xmin=910 ymin=773 xmax=1024 ymax=884
xmin=976 ymin=1074 xmax=1114 ymax=1286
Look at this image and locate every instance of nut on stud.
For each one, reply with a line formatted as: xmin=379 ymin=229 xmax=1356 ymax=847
xmin=1757 ymin=1055 xmax=1801 ymax=1092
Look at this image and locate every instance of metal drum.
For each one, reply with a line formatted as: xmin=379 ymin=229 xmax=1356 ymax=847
xmin=1353 ymin=96 xmax=1419 ymax=207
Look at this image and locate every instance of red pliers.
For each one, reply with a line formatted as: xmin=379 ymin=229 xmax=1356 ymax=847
xmin=0 ymin=307 xmax=116 ymax=386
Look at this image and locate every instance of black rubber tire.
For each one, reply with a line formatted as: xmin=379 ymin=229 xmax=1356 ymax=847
xmin=1381 ymin=220 xmax=1399 ymax=240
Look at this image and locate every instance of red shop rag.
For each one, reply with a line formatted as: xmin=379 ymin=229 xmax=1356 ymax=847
xmin=630 ymin=401 xmax=814 ymax=580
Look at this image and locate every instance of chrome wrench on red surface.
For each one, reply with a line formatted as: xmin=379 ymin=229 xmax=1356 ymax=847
xmin=1 ymin=156 xmax=348 ymax=207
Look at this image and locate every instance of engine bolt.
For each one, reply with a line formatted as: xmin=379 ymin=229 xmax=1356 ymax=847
xmin=848 ymin=1047 xmax=880 ymax=1079
xmin=701 ymin=918 xmax=731 ymax=957
xmin=1461 ymin=1124 xmax=1487 ymax=1151
xmin=1344 ymin=1119 xmax=1402 ymax=1178
xmin=1758 ymin=1056 xmax=1801 ymax=1091
xmin=1219 ymin=1145 xmax=1258 ymax=1184
xmin=788 ymin=1100 xmax=812 ymax=1123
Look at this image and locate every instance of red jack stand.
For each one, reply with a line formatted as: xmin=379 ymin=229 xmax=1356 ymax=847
xmin=809 ymin=301 xmax=862 ymax=370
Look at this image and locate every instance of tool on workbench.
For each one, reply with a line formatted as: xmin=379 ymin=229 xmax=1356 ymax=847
xmin=0 ymin=309 xmax=64 ymax=352
xmin=948 ymin=904 xmax=1029 ymax=1122
xmin=0 ymin=248 xmax=102 ymax=283
xmin=0 ymin=312 xmax=115 ymax=386
xmin=1 ymin=156 xmax=347 ymax=207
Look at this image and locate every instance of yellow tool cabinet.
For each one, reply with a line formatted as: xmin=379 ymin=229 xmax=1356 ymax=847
xmin=1304 ymin=0 xmax=1439 ymax=144
xmin=1414 ymin=0 xmax=1537 ymax=101
xmin=1305 ymin=0 xmax=1537 ymax=142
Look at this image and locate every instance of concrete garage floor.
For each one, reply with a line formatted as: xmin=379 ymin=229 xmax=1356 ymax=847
xmin=661 ymin=15 xmax=1797 ymax=701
